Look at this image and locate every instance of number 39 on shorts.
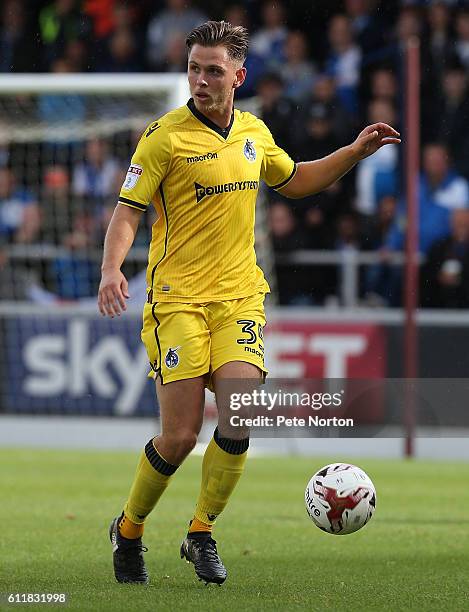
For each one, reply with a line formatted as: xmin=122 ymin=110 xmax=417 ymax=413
xmin=236 ymin=320 xmax=264 ymax=345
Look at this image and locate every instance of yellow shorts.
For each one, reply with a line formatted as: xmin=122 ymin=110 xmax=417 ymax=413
xmin=141 ymin=292 xmax=267 ymax=386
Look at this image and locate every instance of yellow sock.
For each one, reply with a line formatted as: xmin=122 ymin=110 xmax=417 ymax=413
xmin=122 ymin=438 xmax=179 ymax=527
xmin=192 ymin=428 xmax=248 ymax=528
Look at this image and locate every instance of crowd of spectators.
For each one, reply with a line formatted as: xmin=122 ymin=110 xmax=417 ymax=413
xmin=1 ymin=0 xmax=469 ymax=307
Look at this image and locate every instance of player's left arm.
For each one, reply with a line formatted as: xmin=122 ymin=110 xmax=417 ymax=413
xmin=279 ymin=123 xmax=401 ymax=199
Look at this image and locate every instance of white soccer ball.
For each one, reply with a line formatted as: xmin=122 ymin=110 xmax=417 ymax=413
xmin=305 ymin=463 xmax=376 ymax=535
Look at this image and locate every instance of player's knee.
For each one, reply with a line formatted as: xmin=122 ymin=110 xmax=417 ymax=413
xmin=217 ymin=423 xmax=250 ymax=441
xmin=168 ymin=430 xmax=198 ymax=461
xmin=218 ymin=404 xmax=250 ymax=440
xmin=180 ymin=430 xmax=198 ymax=453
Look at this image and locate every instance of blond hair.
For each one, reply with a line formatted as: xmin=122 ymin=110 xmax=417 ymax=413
xmin=186 ymin=20 xmax=249 ymax=62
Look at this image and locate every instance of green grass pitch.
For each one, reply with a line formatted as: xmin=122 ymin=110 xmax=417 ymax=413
xmin=1 ymin=448 xmax=469 ymax=611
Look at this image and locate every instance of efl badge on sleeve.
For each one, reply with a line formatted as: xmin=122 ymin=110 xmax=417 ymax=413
xmin=122 ymin=164 xmax=143 ymax=190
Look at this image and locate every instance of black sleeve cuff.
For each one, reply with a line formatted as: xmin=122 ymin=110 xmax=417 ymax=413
xmin=118 ymin=196 xmax=147 ymax=211
xmin=271 ymin=162 xmax=297 ymax=190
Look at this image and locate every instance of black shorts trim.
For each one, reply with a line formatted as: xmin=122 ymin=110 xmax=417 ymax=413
xmin=151 ymin=302 xmax=164 ymax=384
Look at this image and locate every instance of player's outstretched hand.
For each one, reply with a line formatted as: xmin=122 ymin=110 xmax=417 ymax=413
xmin=98 ymin=269 xmax=130 ymax=318
xmin=352 ymin=123 xmax=401 ymax=160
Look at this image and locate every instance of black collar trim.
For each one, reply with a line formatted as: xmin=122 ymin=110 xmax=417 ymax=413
xmin=187 ymin=98 xmax=234 ymax=140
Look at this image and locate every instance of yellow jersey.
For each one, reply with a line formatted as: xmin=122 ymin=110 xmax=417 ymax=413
xmin=118 ymin=98 xmax=297 ymax=303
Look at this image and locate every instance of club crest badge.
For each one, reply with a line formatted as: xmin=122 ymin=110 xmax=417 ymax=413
xmin=165 ymin=346 xmax=180 ymax=369
xmin=243 ymin=138 xmax=256 ymax=162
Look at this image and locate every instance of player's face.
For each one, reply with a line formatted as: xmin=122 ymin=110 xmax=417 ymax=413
xmin=188 ymin=44 xmax=245 ymax=117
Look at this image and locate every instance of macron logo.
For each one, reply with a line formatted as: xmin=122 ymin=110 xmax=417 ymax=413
xmin=194 ymin=180 xmax=259 ymax=203
xmin=187 ymin=152 xmax=218 ymax=164
xmin=146 ymin=122 xmax=160 ymax=138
